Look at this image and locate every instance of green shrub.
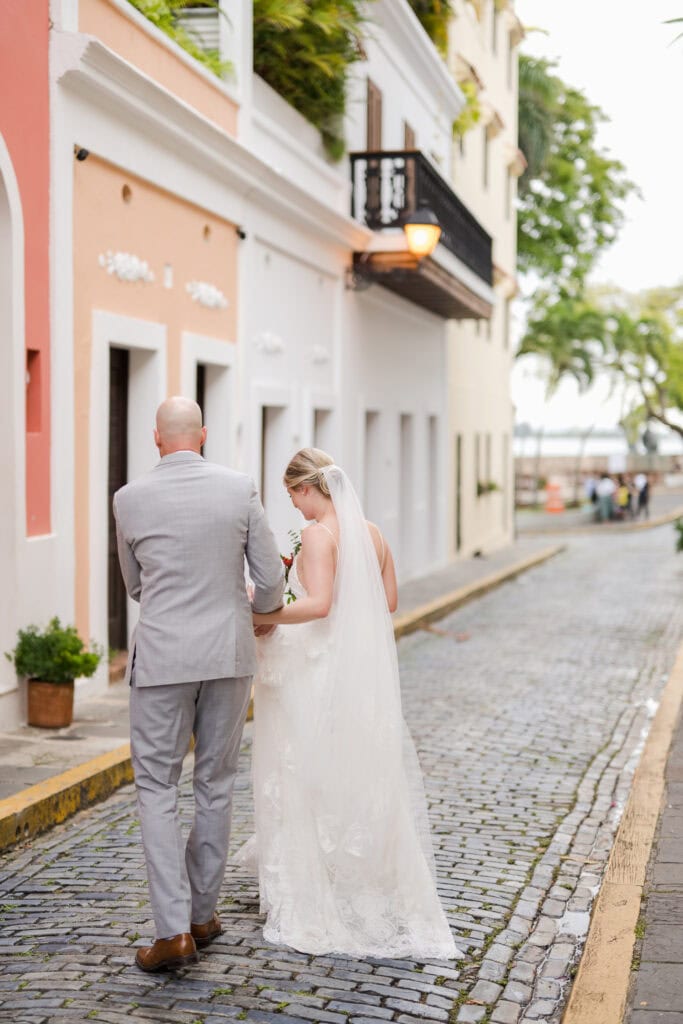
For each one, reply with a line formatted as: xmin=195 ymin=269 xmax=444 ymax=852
xmin=253 ymin=0 xmax=367 ymax=160
xmin=675 ymin=518 xmax=683 ymax=552
xmin=406 ymin=0 xmax=455 ymax=56
xmin=6 ymin=618 xmax=103 ymax=684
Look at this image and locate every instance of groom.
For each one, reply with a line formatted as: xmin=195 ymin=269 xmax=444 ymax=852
xmin=114 ymin=396 xmax=284 ymax=972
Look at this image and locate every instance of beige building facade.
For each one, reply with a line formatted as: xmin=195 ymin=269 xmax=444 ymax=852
xmin=447 ymin=0 xmax=523 ymax=557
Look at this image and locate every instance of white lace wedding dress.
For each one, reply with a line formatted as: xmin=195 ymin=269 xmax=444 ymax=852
xmin=237 ymin=466 xmax=458 ymax=960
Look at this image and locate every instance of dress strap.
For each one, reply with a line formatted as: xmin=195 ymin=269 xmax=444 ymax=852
xmin=317 ymin=521 xmax=340 ymax=554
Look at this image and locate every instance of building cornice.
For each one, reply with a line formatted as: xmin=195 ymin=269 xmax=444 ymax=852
xmin=372 ymin=0 xmax=465 ymax=119
xmin=53 ymin=33 xmax=372 ymax=251
xmin=98 ymin=0 xmax=241 ymax=106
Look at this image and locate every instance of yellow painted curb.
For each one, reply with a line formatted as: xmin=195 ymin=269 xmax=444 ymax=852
xmin=625 ymin=505 xmax=683 ymax=532
xmin=0 ymin=544 xmax=563 ymax=853
xmin=562 ymin=640 xmax=683 ymax=1024
xmin=392 ymin=543 xmax=565 ymax=640
xmin=0 ymin=743 xmax=133 ymax=853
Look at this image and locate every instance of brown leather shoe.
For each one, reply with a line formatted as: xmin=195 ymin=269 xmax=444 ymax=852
xmin=191 ymin=912 xmax=223 ymax=949
xmin=135 ymin=933 xmax=198 ymax=972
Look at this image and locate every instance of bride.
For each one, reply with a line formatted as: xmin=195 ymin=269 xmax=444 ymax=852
xmin=243 ymin=447 xmax=457 ymax=960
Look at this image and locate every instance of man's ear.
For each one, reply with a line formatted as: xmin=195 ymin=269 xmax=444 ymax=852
xmin=153 ymin=428 xmax=161 ymax=450
xmin=200 ymin=426 xmax=207 ymax=448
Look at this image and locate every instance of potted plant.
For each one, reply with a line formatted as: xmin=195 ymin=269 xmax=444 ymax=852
xmin=5 ymin=618 xmax=103 ymax=728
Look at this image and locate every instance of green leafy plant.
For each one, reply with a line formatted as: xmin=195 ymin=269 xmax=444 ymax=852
xmin=675 ymin=518 xmax=683 ymax=553
xmin=452 ymin=79 xmax=481 ymax=139
xmin=253 ymin=0 xmax=367 ymax=160
xmin=6 ymin=618 xmax=103 ymax=684
xmin=126 ymin=0 xmax=232 ymax=79
xmin=406 ymin=0 xmax=455 ymax=55
xmin=517 ymin=55 xmax=636 ymax=293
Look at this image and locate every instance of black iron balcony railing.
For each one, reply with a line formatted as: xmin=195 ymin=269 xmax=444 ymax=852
xmin=350 ymin=150 xmax=493 ymax=286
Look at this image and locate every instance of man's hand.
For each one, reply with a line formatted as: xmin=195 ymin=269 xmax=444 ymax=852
xmin=254 ymin=624 xmax=276 ymax=638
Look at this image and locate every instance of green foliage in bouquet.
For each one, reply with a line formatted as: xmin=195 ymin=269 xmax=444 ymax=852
xmin=6 ymin=618 xmax=103 ymax=684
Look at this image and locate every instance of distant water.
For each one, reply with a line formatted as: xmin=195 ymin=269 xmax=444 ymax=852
xmin=514 ymin=434 xmax=683 ymax=458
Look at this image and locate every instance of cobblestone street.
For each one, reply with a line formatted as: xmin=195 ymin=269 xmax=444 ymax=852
xmin=2 ymin=527 xmax=683 ymax=1024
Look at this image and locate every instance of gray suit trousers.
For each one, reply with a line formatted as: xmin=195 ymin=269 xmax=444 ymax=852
xmin=129 ymin=675 xmax=252 ymax=939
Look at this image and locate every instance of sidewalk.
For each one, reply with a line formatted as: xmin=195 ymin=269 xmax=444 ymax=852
xmin=0 ymin=535 xmax=561 ymax=841
xmin=625 ymin=692 xmax=683 ymax=1022
xmin=516 ymin=486 xmax=683 ymax=536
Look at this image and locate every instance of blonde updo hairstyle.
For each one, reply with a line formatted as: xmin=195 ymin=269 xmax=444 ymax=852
xmin=284 ymin=447 xmax=335 ymax=498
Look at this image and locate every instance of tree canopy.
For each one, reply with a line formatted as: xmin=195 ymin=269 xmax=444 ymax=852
xmin=517 ymin=55 xmax=636 ymax=293
xmin=518 ymin=284 xmax=683 ymax=439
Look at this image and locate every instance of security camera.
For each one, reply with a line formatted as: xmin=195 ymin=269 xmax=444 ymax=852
xmin=74 ymin=146 xmax=90 ymax=161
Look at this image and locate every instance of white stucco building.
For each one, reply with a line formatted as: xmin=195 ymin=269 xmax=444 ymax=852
xmin=1 ymin=0 xmax=517 ymax=726
xmin=446 ymin=0 xmax=523 ymax=557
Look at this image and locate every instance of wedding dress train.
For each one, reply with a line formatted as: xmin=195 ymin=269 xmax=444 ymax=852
xmin=238 ymin=466 xmax=458 ymax=960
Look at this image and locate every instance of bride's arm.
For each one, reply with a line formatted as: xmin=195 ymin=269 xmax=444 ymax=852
xmin=381 ymin=543 xmax=398 ymax=613
xmin=252 ymin=527 xmax=335 ymax=626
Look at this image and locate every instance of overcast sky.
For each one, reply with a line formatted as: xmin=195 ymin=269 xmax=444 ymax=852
xmin=511 ymin=0 xmax=683 ymax=431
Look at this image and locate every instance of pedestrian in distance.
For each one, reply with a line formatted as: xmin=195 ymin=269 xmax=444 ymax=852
xmin=595 ymin=472 xmax=616 ymax=522
xmin=240 ymin=447 xmax=459 ymax=960
xmin=615 ymin=476 xmax=631 ymax=520
xmin=114 ymin=397 xmax=284 ymax=973
xmin=634 ymin=471 xmax=650 ymax=519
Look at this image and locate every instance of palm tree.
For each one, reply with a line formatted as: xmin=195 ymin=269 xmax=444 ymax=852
xmin=517 ymin=54 xmax=560 ymax=197
xmin=665 ymin=17 xmax=683 ymax=42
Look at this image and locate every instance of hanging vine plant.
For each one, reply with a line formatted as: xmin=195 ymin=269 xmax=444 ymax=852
xmin=452 ymin=78 xmax=481 ymax=138
xmin=406 ymin=0 xmax=455 ymax=55
xmin=253 ymin=0 xmax=367 ymax=161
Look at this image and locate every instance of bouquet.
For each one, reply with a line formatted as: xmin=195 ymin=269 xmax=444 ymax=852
xmin=282 ymin=530 xmax=302 ymax=604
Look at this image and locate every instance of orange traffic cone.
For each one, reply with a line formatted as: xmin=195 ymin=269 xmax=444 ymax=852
xmin=545 ymin=481 xmax=565 ymax=514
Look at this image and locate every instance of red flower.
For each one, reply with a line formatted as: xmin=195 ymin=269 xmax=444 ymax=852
xmin=281 ymin=555 xmax=294 ymax=568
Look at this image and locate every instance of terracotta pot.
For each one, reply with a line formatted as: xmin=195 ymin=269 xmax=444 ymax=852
xmin=27 ymin=679 xmax=75 ymax=728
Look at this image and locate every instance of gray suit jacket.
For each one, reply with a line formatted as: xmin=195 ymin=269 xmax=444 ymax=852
xmin=113 ymin=451 xmax=284 ymax=687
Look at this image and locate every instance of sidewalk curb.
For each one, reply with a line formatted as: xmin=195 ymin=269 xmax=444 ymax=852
xmin=0 ymin=744 xmax=133 ymax=853
xmin=392 ymin=543 xmax=565 ymax=640
xmin=519 ymin=504 xmax=683 ymax=539
xmin=562 ymin=640 xmax=683 ymax=1024
xmin=0 ymin=543 xmax=564 ymax=854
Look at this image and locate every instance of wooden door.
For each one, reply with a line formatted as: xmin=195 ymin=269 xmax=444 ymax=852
xmin=366 ymin=79 xmax=383 ymax=150
xmin=108 ymin=347 xmax=129 ymax=652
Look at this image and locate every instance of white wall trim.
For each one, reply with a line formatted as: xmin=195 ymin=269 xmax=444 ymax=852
xmin=97 ymin=0 xmax=240 ymax=106
xmin=0 ymin=135 xmax=25 ymax=701
xmin=0 ymin=135 xmax=26 ymax=555
xmin=89 ymin=310 xmax=167 ymax=690
xmin=373 ymin=0 xmax=465 ymax=119
xmin=180 ymin=331 xmax=237 ymax=469
xmin=53 ymin=34 xmax=372 ymax=251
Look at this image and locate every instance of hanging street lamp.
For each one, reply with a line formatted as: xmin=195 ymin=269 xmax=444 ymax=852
xmin=403 ymin=208 xmax=442 ymax=259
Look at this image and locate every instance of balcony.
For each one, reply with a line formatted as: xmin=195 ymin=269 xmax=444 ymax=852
xmin=349 ymin=150 xmax=493 ymax=319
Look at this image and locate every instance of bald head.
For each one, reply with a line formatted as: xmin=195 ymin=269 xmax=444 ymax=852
xmin=154 ymin=396 xmax=206 ymax=456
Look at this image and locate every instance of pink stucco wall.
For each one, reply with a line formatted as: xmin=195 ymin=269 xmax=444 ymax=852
xmin=73 ymin=156 xmax=238 ymax=637
xmin=0 ymin=0 xmax=51 ymax=535
xmin=79 ymin=0 xmax=238 ymax=137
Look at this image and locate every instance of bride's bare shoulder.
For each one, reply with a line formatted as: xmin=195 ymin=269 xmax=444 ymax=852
xmin=301 ymin=522 xmax=337 ymax=553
